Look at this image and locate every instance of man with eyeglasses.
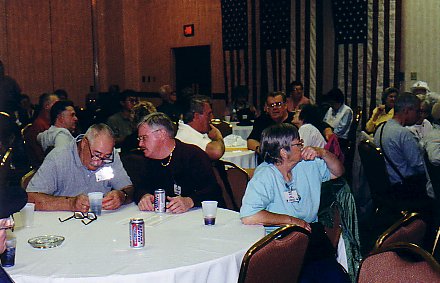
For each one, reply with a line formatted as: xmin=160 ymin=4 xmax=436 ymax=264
xmin=106 ymin=89 xmax=139 ymax=146
xmin=27 ymin=123 xmax=133 ymax=212
xmin=126 ymin=112 xmax=224 ymax=214
xmin=247 ymin=91 xmax=295 ymax=154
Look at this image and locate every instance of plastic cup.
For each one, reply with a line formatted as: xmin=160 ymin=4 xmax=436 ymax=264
xmin=1 ymin=238 xmax=16 ymax=267
xmin=21 ymin=203 xmax=35 ymax=227
xmin=224 ymin=115 xmax=231 ymax=122
xmin=201 ymin=201 xmax=218 ymax=226
xmin=88 ymin=192 xmax=104 ymax=216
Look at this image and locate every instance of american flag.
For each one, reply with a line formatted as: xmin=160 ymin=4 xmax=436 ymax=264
xmin=221 ymin=0 xmax=400 ymax=116
xmin=332 ymin=0 xmax=401 ymax=127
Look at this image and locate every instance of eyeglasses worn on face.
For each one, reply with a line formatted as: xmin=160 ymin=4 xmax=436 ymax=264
xmin=291 ymin=140 xmax=304 ymax=149
xmin=58 ymin=212 xmax=97 ymax=225
xmin=85 ymin=138 xmax=114 ymax=164
xmin=126 ymin=98 xmax=139 ymax=104
xmin=0 ymin=216 xmax=14 ymax=232
xmin=137 ymin=129 xmax=160 ymax=142
xmin=267 ymin=102 xmax=285 ymax=109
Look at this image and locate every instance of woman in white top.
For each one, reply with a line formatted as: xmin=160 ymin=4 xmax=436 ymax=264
xmin=293 ymin=104 xmax=327 ymax=148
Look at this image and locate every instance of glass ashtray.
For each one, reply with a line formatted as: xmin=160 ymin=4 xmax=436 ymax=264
xmin=28 ymin=235 xmax=65 ymax=249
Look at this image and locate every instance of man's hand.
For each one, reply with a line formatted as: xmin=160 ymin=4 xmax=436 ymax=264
xmin=208 ymin=124 xmax=222 ymax=141
xmin=71 ymin=194 xmax=90 ymax=213
xmin=138 ymin=194 xmax=154 ymax=211
xmin=166 ymin=196 xmax=194 ymax=214
xmin=102 ymin=190 xmax=124 ymax=210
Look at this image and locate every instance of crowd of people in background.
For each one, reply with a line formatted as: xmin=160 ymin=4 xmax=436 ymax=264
xmin=2 ymin=53 xmax=440 ymax=281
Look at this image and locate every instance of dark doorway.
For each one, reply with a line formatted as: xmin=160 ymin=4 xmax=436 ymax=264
xmin=173 ymin=45 xmax=211 ymax=97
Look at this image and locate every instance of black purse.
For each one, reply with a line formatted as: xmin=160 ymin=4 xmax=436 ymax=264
xmin=379 ymin=124 xmax=428 ymax=200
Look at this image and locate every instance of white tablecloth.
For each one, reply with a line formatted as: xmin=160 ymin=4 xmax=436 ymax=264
xmin=9 ymin=204 xmax=264 ymax=283
xmin=230 ymin=122 xmax=253 ymax=140
xmin=222 ymin=149 xmax=256 ymax=169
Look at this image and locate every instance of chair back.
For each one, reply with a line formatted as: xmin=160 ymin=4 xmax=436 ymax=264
xmin=223 ymin=161 xmax=249 ymax=209
xmin=238 ymin=225 xmax=310 ymax=283
xmin=374 ymin=212 xmax=427 ymax=250
xmin=0 ymin=148 xmax=13 ymax=189
xmin=211 ymin=119 xmax=232 ymax=137
xmin=357 ymin=139 xmax=391 ymax=210
xmin=211 ymin=160 xmax=238 ymax=211
xmin=21 ymin=168 xmax=37 ymax=190
xmin=357 ymin=242 xmax=440 ymax=283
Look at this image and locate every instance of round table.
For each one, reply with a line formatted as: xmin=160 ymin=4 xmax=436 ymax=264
xmin=230 ymin=122 xmax=253 ymax=140
xmin=9 ymin=204 xmax=264 ymax=283
xmin=222 ymin=148 xmax=257 ymax=169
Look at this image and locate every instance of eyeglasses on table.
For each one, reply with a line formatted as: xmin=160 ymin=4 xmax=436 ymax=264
xmin=0 ymin=216 xmax=15 ymax=232
xmin=58 ymin=212 xmax=97 ymax=225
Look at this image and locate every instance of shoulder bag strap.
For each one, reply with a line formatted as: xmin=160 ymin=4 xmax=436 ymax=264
xmin=379 ymin=123 xmax=405 ymax=180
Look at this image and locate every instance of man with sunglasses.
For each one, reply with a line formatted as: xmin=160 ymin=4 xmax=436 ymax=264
xmin=27 ymin=123 xmax=133 ymax=212
xmin=247 ymin=91 xmax=295 ymax=155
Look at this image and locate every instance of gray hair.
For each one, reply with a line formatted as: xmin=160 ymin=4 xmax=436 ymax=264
xmin=138 ymin=112 xmax=175 ymax=138
xmin=84 ymin=123 xmax=114 ymax=144
xmin=260 ymin=123 xmax=300 ymax=165
xmin=182 ymin=95 xmax=211 ymax=123
xmin=394 ymin=92 xmax=420 ymax=114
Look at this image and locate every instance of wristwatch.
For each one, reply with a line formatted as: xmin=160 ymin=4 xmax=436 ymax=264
xmin=120 ymin=189 xmax=128 ymax=203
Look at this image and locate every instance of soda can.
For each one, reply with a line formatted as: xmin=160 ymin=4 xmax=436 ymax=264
xmin=154 ymin=189 xmax=166 ymax=213
xmin=129 ymin=218 xmax=145 ymax=248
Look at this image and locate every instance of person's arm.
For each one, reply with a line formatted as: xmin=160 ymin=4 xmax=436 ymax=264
xmin=333 ymin=109 xmax=353 ymax=138
xmin=301 ymin=147 xmax=344 ymax=179
xmin=206 ymin=125 xmax=225 ymax=160
xmin=28 ymin=192 xmax=90 ymax=212
xmin=102 ymin=185 xmax=134 ymax=210
xmin=247 ymin=139 xmax=261 ymax=152
xmin=365 ymin=107 xmax=382 ymax=133
xmin=241 ymin=210 xmax=311 ymax=232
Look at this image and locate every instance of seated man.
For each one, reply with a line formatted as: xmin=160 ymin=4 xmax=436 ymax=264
xmin=106 ymin=89 xmax=138 ymax=146
xmin=176 ymin=95 xmax=225 ymax=160
xmin=157 ymin=84 xmax=181 ymax=123
xmin=247 ymin=91 xmax=295 ymax=154
xmin=423 ymin=102 xmax=440 ymax=166
xmin=286 ymin=80 xmax=310 ymax=112
xmin=37 ymin=100 xmax=78 ymax=152
xmin=373 ymin=92 xmax=427 ymax=194
xmin=130 ymin=112 xmax=224 ymax=214
xmin=23 ymin=93 xmax=59 ymax=167
xmin=323 ymin=88 xmax=353 ymax=151
xmin=27 ymin=123 xmax=133 ymax=212
xmin=407 ymin=99 xmax=433 ymax=142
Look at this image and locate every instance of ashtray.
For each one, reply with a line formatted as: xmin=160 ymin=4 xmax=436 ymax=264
xmin=28 ymin=235 xmax=65 ymax=249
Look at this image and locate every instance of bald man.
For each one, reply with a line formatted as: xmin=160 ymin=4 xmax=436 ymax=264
xmin=27 ymin=123 xmax=133 ymax=212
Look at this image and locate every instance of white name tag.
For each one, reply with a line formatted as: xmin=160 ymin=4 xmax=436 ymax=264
xmin=95 ymin=167 xmax=114 ymax=182
xmin=174 ymin=184 xmax=182 ymax=196
xmin=284 ymin=190 xmax=301 ymax=203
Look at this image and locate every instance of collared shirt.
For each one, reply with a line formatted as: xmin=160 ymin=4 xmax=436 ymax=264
xmin=323 ymin=104 xmax=353 ymax=139
xmin=175 ymin=121 xmax=212 ymax=152
xmin=27 ymin=136 xmax=132 ymax=196
xmin=374 ymin=119 xmax=425 ymax=184
xmin=240 ymin=160 xmax=330 ymax=223
xmin=37 ymin=125 xmax=74 ymax=151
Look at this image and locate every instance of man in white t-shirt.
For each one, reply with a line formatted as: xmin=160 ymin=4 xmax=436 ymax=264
xmin=175 ymin=95 xmax=225 ymax=160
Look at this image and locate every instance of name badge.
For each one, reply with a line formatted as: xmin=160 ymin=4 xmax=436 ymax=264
xmin=284 ymin=190 xmax=301 ymax=203
xmin=174 ymin=184 xmax=182 ymax=196
xmin=95 ymin=167 xmax=114 ymax=182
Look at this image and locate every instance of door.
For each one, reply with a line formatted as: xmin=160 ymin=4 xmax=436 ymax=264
xmin=173 ymin=45 xmax=211 ymax=97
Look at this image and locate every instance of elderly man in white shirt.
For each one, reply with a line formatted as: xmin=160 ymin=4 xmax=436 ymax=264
xmin=175 ymin=95 xmax=225 ymax=160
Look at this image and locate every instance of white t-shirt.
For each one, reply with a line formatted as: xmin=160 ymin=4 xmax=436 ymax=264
xmin=299 ymin=123 xmax=327 ymax=148
xmin=175 ymin=121 xmax=211 ymax=151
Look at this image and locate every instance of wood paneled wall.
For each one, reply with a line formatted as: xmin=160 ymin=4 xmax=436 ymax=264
xmin=0 ymin=0 xmax=223 ymax=107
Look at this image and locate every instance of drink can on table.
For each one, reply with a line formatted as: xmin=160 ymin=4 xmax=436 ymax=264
xmin=129 ymin=218 xmax=145 ymax=248
xmin=154 ymin=189 xmax=166 ymax=213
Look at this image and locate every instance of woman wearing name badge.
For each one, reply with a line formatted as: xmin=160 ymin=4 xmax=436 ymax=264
xmin=240 ymin=123 xmax=349 ymax=282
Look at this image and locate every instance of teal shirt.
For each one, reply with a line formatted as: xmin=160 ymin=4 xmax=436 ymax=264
xmin=240 ymin=159 xmax=330 ymax=223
